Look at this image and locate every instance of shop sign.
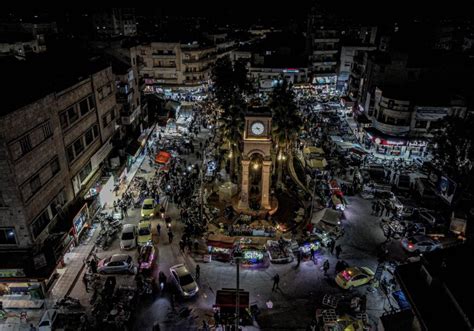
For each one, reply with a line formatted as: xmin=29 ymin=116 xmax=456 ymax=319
xmin=91 ymin=140 xmax=113 ymax=169
xmin=0 ymin=269 xmax=26 ymax=278
xmin=73 ymin=204 xmax=89 ymax=235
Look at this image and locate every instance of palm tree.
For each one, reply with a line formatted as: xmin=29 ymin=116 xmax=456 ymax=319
xmin=221 ymin=103 xmax=246 ymax=183
xmin=269 ymin=79 xmax=302 ymax=184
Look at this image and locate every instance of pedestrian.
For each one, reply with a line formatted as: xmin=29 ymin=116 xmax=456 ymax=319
xmin=156 ymin=223 xmax=161 ymax=236
xmin=89 ymin=258 xmax=98 ymax=274
xmin=179 ymin=240 xmax=185 ymax=253
xmin=168 ymin=230 xmax=174 ymax=243
xmin=379 ymin=203 xmax=385 ymax=217
xmin=29 ymin=324 xmax=37 ymax=331
xmin=82 ymin=274 xmax=89 ymax=293
xmin=385 ymin=205 xmax=391 ymax=217
xmin=195 ymin=264 xmax=200 ymax=280
xmin=295 ymin=249 xmax=301 ymax=268
xmin=323 ymin=259 xmax=330 ymax=276
xmin=328 ymin=240 xmax=335 ymax=255
xmin=272 ymin=273 xmax=280 ymax=291
xmin=335 ymin=245 xmax=342 ymax=259
xmin=310 ymin=246 xmax=315 ymax=262
xmin=123 ymin=204 xmax=128 ymax=217
xmin=202 ymin=320 xmax=210 ymax=331
xmin=214 ymin=309 xmax=221 ymax=327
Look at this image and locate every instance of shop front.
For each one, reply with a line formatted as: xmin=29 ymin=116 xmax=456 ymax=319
xmin=365 ymin=128 xmax=407 ymax=157
xmin=236 ymin=237 xmax=268 ymax=268
xmin=72 ymin=204 xmax=89 ymax=240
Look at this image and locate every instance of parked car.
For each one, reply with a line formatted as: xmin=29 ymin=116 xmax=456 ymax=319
xmin=401 ymin=235 xmax=441 ymax=253
xmin=38 ymin=309 xmax=58 ymax=331
xmin=137 ymin=220 xmax=152 ymax=246
xmin=335 ymin=267 xmax=375 ymax=290
xmin=120 ymin=224 xmax=137 ymax=250
xmin=141 ymin=198 xmax=157 ymax=219
xmin=98 ymin=254 xmax=134 ymax=274
xmin=169 ymin=264 xmax=199 ymax=297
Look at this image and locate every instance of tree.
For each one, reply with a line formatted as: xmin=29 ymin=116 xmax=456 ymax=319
xmin=269 ymin=79 xmax=302 ymax=184
xmin=430 ymin=115 xmax=474 ymax=205
xmin=221 ymin=104 xmax=246 ymax=182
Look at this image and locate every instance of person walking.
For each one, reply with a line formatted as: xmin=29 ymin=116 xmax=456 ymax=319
xmin=156 ymin=223 xmax=161 ymax=236
xmin=335 ymin=245 xmax=342 ymax=259
xmin=272 ymin=273 xmax=280 ymax=291
xmin=123 ymin=204 xmax=128 ymax=217
xmin=168 ymin=230 xmax=174 ymax=244
xmin=295 ymin=249 xmax=302 ymax=268
xmin=328 ymin=240 xmax=335 ymax=255
xmin=82 ymin=274 xmax=89 ymax=293
xmin=323 ymin=259 xmax=330 ymax=276
xmin=310 ymin=246 xmax=315 ymax=263
xmin=195 ymin=264 xmax=200 ymax=281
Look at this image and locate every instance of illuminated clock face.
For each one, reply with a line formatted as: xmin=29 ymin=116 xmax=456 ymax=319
xmin=251 ymin=122 xmax=265 ymax=135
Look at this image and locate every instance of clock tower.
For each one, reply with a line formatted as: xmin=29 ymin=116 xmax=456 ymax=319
xmin=238 ymin=108 xmax=273 ymax=210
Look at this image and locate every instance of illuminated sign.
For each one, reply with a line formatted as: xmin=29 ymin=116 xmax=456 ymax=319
xmin=283 ymin=68 xmax=299 ymax=73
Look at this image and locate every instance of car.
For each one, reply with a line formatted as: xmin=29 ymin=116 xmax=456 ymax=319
xmin=98 ymin=254 xmax=134 ymax=274
xmin=169 ymin=263 xmax=199 ymax=297
xmin=137 ymin=220 xmax=152 ymax=246
xmin=141 ymin=198 xmax=157 ymax=219
xmin=335 ymin=267 xmax=375 ymax=290
xmin=38 ymin=309 xmax=58 ymax=331
xmin=120 ymin=224 xmax=137 ymax=250
xmin=138 ymin=244 xmax=156 ymax=271
xmin=401 ymin=235 xmax=441 ymax=253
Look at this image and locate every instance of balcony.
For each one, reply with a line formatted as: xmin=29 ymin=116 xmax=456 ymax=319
xmin=314 ymin=38 xmax=339 ymax=43
xmin=121 ymin=105 xmax=141 ymax=125
xmin=182 ymin=54 xmax=216 ymax=63
xmin=372 ymin=117 xmax=410 ymax=136
xmin=313 ymin=49 xmax=338 ymax=55
xmin=152 ymin=52 xmax=176 ymax=58
xmin=313 ymin=61 xmax=337 ymax=66
xmin=184 ymin=66 xmax=211 ymax=73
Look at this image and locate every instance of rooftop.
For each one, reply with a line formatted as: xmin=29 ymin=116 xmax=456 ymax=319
xmin=396 ymin=242 xmax=474 ymax=331
xmin=0 ymin=52 xmax=110 ymax=116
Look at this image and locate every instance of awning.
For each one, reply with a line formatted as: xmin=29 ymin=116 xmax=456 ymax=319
xmin=155 ymin=151 xmax=171 ymax=164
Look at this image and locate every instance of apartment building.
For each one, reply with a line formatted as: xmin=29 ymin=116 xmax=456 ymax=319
xmin=337 ymin=45 xmax=376 ymax=93
xmin=0 ymin=54 xmax=117 ymax=279
xmin=137 ymin=41 xmax=217 ymax=90
xmin=92 ymin=8 xmax=137 ymax=38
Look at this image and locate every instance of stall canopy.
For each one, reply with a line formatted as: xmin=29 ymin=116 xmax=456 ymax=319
xmin=311 ymin=208 xmax=342 ymax=226
xmin=207 ymin=234 xmax=235 ymax=248
xmin=155 ymin=151 xmax=171 ymax=164
xmin=215 ymin=289 xmax=250 ymax=308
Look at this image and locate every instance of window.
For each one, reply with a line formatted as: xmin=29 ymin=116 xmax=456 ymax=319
xmin=19 ymin=135 xmax=32 ymax=155
xmin=31 ymin=211 xmax=50 ymax=240
xmin=67 ymin=107 xmax=78 ymax=124
xmin=93 ymin=125 xmax=99 ymax=139
xmin=88 ymin=95 xmax=95 ymax=110
xmin=42 ymin=122 xmax=53 ymax=139
xmin=415 ymin=120 xmax=428 ymax=129
xmin=0 ymin=228 xmax=17 ymax=245
xmin=102 ymin=114 xmax=109 ymax=128
xmin=59 ymin=112 xmax=68 ymax=129
xmin=67 ymin=146 xmax=75 ymax=163
xmin=85 ymin=129 xmax=94 ymax=145
xmin=30 ymin=175 xmax=41 ymax=194
xmin=79 ymin=162 xmax=92 ymax=183
xmin=50 ymin=158 xmax=60 ymax=175
xmin=79 ymin=99 xmax=89 ymax=116
xmin=110 ymin=108 xmax=116 ymax=121
xmin=74 ymin=139 xmax=84 ymax=155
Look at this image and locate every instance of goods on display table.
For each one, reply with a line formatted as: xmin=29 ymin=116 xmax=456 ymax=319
xmin=299 ymin=239 xmax=321 ymax=259
xmin=266 ymin=239 xmax=294 ymax=264
xmin=236 ymin=237 xmax=268 ymax=267
xmin=207 ymin=234 xmax=235 ymax=262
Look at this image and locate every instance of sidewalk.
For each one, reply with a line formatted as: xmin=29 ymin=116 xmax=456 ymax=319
xmin=50 ymin=226 xmax=99 ymax=300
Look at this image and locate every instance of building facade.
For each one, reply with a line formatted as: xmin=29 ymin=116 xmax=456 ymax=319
xmin=92 ymin=8 xmax=137 ymax=38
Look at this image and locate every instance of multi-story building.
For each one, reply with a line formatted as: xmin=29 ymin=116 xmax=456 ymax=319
xmin=337 ymin=45 xmax=376 ymax=93
xmin=0 ymin=32 xmax=46 ymax=58
xmin=307 ymin=12 xmax=340 ymax=85
xmin=92 ymin=8 xmax=137 ymax=39
xmin=137 ymin=41 xmax=217 ymax=90
xmin=0 ymin=54 xmax=117 ymax=283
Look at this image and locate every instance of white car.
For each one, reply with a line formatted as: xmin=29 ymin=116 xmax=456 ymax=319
xmin=98 ymin=254 xmax=134 ymax=274
xmin=401 ymin=235 xmax=441 ymax=253
xmin=120 ymin=224 xmax=137 ymax=250
xmin=170 ymin=264 xmax=199 ymax=297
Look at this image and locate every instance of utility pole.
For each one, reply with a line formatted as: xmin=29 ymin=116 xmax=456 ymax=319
xmin=234 ymin=245 xmax=242 ymax=331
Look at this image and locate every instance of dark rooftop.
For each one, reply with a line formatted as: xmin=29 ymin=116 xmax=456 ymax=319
xmin=396 ymin=242 xmax=474 ymax=331
xmin=0 ymin=52 xmax=110 ymax=116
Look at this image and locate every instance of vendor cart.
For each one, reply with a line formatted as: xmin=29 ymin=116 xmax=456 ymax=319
xmin=265 ymin=240 xmax=294 ymax=264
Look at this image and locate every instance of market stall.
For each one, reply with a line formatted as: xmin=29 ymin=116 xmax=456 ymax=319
xmin=207 ymin=234 xmax=235 ymax=262
xmin=266 ymin=239 xmax=294 ymax=264
xmin=236 ymin=237 xmax=269 ymax=268
xmin=155 ymin=151 xmax=171 ymax=165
